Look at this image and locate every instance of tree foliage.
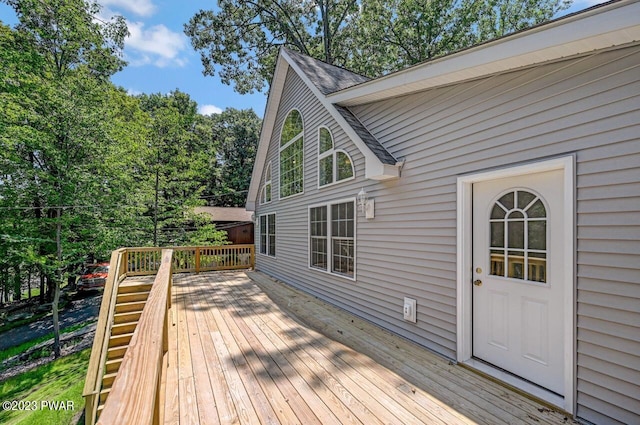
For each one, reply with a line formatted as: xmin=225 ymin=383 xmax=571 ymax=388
xmin=200 ymin=108 xmax=261 ymax=207
xmin=185 ymin=0 xmax=571 ymax=93
xmin=138 ymin=90 xmax=229 ymax=246
xmin=0 ymin=2 xmax=262 ymax=332
xmin=0 ymin=0 xmax=132 ymax=357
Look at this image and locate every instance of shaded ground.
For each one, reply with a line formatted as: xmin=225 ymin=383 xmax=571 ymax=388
xmin=0 ymin=292 xmax=102 ymax=351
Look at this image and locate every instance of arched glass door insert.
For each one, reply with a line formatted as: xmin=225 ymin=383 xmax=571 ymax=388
xmin=489 ymin=190 xmax=547 ymax=283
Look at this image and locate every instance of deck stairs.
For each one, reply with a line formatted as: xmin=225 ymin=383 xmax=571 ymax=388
xmin=95 ymin=277 xmax=154 ymax=419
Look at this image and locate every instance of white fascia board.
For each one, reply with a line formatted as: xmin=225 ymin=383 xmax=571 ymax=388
xmin=329 ymin=0 xmax=640 ymax=106
xmin=281 ymin=49 xmax=400 ymax=181
xmin=245 ymin=55 xmax=289 ymax=211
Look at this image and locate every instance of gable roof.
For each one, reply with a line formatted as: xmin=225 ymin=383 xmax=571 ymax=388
xmin=282 ymin=48 xmax=397 ymax=167
xmin=246 ymin=46 xmax=402 ymax=210
xmin=283 ymin=48 xmax=371 ymax=95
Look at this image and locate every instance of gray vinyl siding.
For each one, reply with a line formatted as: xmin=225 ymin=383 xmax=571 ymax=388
xmin=254 ymin=45 xmax=640 ymax=424
xmin=349 ymin=45 xmax=640 ymax=425
xmin=255 ymin=67 xmax=459 ymax=357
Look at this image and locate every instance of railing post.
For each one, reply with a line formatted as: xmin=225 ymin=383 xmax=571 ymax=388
xmin=195 ymin=247 xmax=201 ymax=273
xmin=251 ymin=245 xmax=255 ymax=269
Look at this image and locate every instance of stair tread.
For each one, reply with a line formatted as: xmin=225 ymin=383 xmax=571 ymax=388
xmin=112 ymin=321 xmax=138 ymax=330
xmin=108 ymin=332 xmax=134 ymax=348
xmin=117 ymin=290 xmax=150 ymax=296
xmin=115 ymin=300 xmax=145 ymax=306
xmin=114 ymin=301 xmax=146 ymax=312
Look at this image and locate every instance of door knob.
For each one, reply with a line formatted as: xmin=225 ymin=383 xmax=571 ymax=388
xmin=473 ymin=279 xmax=482 ymax=287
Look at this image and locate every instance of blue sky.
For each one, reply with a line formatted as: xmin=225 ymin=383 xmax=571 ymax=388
xmin=0 ymin=0 xmax=604 ymax=118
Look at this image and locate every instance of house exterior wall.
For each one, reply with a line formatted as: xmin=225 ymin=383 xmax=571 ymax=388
xmin=254 ymin=44 xmax=640 ymax=424
xmin=349 ymin=44 xmax=640 ymax=425
xmin=255 ymin=68 xmax=460 ymax=356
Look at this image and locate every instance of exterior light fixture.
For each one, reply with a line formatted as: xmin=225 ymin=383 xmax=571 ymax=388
xmin=357 ymin=188 xmax=375 ymax=219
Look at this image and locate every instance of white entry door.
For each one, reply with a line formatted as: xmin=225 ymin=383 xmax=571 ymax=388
xmin=472 ymin=169 xmax=565 ymax=395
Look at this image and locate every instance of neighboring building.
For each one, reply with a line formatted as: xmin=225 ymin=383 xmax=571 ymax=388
xmin=246 ymin=2 xmax=640 ymax=424
xmin=194 ymin=207 xmax=254 ymax=245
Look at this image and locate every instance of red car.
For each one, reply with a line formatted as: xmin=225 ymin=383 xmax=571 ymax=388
xmin=77 ymin=263 xmax=110 ymax=292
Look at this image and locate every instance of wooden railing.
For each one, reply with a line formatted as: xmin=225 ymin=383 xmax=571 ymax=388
xmin=125 ymin=244 xmax=255 ymax=275
xmin=97 ymin=249 xmax=173 ymax=425
xmin=83 ymin=244 xmax=254 ymax=425
xmin=83 ymin=248 xmax=128 ymax=425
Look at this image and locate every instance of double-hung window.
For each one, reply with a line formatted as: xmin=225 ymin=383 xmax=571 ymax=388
xmin=309 ymin=200 xmax=355 ymax=279
xmin=259 ymin=213 xmax=276 ymax=256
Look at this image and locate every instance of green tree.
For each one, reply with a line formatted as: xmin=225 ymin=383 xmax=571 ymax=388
xmin=138 ymin=91 xmax=229 ymax=246
xmin=354 ymin=0 xmax=571 ymax=74
xmin=185 ymin=0 xmax=362 ymax=94
xmin=0 ymin=0 xmax=130 ymax=357
xmin=185 ymin=0 xmax=570 ymax=94
xmin=200 ymin=108 xmax=261 ymax=207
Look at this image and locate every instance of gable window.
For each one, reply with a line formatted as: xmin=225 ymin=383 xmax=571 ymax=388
xmin=280 ymin=110 xmax=304 ymax=198
xmin=309 ymin=200 xmax=355 ymax=279
xmin=318 ymin=127 xmax=354 ymax=187
xmin=259 ymin=213 xmax=276 ymax=256
xmin=260 ymin=162 xmax=272 ymax=204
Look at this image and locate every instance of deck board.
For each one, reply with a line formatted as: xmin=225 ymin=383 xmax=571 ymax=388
xmin=146 ymin=270 xmax=579 ymax=425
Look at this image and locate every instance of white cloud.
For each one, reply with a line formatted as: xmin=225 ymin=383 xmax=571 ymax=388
xmin=199 ymin=105 xmax=223 ymax=115
xmin=99 ymin=0 xmax=156 ymax=17
xmin=125 ymin=21 xmax=188 ymax=68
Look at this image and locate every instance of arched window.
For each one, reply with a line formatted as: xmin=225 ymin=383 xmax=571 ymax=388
xmin=260 ymin=162 xmax=272 ymax=204
xmin=279 ymin=110 xmax=304 ymax=198
xmin=318 ymin=127 xmax=354 ymax=187
xmin=489 ymin=190 xmax=547 ymax=283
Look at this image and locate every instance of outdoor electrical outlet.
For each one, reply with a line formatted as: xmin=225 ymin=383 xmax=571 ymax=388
xmin=403 ymin=297 xmax=417 ymax=323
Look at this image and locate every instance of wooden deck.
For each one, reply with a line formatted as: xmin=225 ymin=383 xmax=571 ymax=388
xmin=152 ymin=270 xmax=577 ymax=425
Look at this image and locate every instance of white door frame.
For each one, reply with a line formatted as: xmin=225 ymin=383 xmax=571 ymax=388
xmin=456 ymin=156 xmax=575 ymax=414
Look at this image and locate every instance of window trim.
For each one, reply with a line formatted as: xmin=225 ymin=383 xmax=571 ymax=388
xmin=260 ymin=162 xmax=272 ymax=205
xmin=308 ymin=198 xmax=356 ymax=281
xmin=258 ymin=213 xmax=276 ymax=257
xmin=279 ymin=108 xmax=305 ymax=200
xmin=317 ymin=126 xmax=355 ymax=189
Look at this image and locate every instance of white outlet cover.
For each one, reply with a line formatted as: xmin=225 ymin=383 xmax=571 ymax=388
xmin=403 ymin=297 xmax=417 ymax=323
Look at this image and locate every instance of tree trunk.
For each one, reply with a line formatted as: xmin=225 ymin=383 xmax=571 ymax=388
xmin=39 ymin=271 xmax=45 ymax=304
xmin=52 ymin=207 xmax=62 ymax=359
xmin=12 ymin=266 xmax=21 ymax=302
xmin=27 ymin=269 xmax=32 ymax=299
xmin=153 ymin=162 xmax=160 ymax=246
xmin=46 ymin=275 xmax=54 ymax=302
xmin=1 ymin=266 xmax=7 ymax=303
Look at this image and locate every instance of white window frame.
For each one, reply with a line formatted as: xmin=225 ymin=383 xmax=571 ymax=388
xmin=258 ymin=213 xmax=276 ymax=257
xmin=317 ymin=126 xmax=355 ymax=188
xmin=260 ymin=162 xmax=272 ymax=205
xmin=308 ymin=198 xmax=356 ymax=280
xmin=279 ymin=109 xmax=304 ymax=200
